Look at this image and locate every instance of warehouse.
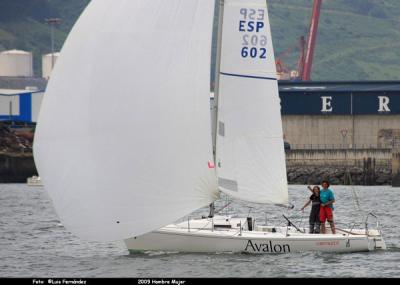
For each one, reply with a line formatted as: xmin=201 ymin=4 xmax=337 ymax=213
xmin=279 ymin=81 xmax=400 ymax=149
xmin=1 ymin=79 xmax=400 ymax=148
xmin=0 ymin=77 xmax=46 ymax=123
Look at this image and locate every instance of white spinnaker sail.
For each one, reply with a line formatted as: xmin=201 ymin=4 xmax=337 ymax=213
xmin=216 ymin=0 xmax=288 ymax=205
xmin=33 ymin=0 xmax=218 ymax=242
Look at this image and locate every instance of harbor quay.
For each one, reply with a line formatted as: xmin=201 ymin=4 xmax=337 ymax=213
xmin=1 ymin=80 xmax=400 ymax=185
xmin=0 ymin=147 xmax=395 ymax=186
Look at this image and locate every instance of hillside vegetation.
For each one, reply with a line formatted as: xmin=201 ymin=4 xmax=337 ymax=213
xmin=269 ymin=0 xmax=400 ymax=80
xmin=1 ymin=0 xmax=400 ymax=81
xmin=0 ymin=0 xmax=90 ymax=74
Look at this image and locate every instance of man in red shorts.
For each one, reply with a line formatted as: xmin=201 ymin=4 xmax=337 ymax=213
xmin=320 ymin=180 xmax=336 ymax=234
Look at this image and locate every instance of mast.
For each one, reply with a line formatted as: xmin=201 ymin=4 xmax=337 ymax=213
xmin=209 ymin=0 xmax=225 ymax=217
xmin=212 ymin=0 xmax=224 ymax=164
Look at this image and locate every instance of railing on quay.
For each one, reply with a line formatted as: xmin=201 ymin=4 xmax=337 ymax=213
xmin=289 ymin=144 xmax=393 ymax=150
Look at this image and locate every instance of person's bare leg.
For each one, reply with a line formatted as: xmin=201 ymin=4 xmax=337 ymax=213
xmin=321 ymin=223 xmax=326 ymax=234
xmin=329 ymin=222 xmax=336 ymax=234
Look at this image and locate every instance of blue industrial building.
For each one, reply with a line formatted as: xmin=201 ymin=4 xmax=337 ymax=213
xmin=279 ymin=81 xmax=400 ymax=115
xmin=278 ymin=81 xmax=400 ymax=148
xmin=1 ymin=79 xmax=400 ymax=128
xmin=0 ymin=77 xmax=46 ymax=123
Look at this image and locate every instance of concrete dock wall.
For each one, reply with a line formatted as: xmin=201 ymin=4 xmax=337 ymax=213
xmin=0 ymin=153 xmax=38 ymax=183
xmin=0 ymin=149 xmax=393 ymax=185
xmin=286 ymin=148 xmax=392 ymax=167
xmin=282 ymin=115 xmax=400 ymax=148
xmin=285 ymin=149 xmax=392 ymax=185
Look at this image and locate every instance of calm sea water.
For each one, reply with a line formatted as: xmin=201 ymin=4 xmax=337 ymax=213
xmin=0 ymin=183 xmax=399 ymax=278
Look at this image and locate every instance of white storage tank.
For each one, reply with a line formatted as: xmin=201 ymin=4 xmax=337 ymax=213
xmin=0 ymin=49 xmax=34 ymax=77
xmin=42 ymin=52 xmax=60 ymax=80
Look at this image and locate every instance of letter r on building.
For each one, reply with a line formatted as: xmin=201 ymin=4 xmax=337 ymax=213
xmin=378 ymin=96 xmax=390 ymax=112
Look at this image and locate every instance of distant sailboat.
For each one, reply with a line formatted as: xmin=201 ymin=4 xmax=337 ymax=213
xmin=34 ymin=0 xmax=386 ymax=253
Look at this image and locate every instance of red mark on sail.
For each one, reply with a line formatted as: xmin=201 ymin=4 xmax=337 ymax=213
xmin=208 ymin=161 xmax=215 ymax=169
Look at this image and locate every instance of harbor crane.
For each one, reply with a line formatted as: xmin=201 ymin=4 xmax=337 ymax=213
xmin=276 ymin=0 xmax=323 ymax=81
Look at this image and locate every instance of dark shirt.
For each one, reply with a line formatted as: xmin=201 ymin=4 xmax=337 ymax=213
xmin=310 ymin=194 xmax=320 ymax=209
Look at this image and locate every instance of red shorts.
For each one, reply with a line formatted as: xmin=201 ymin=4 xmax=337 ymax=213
xmin=320 ymin=206 xmax=333 ymax=223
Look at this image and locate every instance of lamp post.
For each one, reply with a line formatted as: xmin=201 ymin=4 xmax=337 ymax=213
xmin=45 ymin=18 xmax=62 ymax=70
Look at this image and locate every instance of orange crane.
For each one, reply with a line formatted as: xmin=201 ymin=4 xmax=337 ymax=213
xmin=275 ymin=0 xmax=323 ymax=81
xmin=302 ymin=0 xmax=323 ymax=80
xmin=276 ymin=46 xmax=294 ymax=80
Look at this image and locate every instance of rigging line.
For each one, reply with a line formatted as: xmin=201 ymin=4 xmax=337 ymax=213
xmin=335 ymin=227 xmax=366 ymax=236
xmin=215 ymin=201 xmax=232 ymax=215
xmin=282 ymin=214 xmax=305 ymax=233
xmin=346 ymin=164 xmax=367 ymax=226
xmin=220 ymin=72 xmax=277 ymax=81
xmin=347 ymin=167 xmax=362 ymax=212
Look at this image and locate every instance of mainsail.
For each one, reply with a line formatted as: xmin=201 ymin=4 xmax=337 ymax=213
xmin=215 ymin=0 xmax=289 ymax=205
xmin=33 ymin=0 xmax=218 ymax=242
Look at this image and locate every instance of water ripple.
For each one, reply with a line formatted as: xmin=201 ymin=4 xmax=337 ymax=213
xmin=0 ymin=184 xmax=399 ymax=278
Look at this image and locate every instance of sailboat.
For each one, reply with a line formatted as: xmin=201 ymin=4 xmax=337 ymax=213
xmin=33 ymin=0 xmax=386 ymax=254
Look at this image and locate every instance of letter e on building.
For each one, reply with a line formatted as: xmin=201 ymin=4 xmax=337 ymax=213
xmin=321 ymin=96 xmax=333 ymax=112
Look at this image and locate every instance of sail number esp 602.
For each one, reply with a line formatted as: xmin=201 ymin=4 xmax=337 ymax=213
xmin=239 ymin=8 xmax=267 ymax=59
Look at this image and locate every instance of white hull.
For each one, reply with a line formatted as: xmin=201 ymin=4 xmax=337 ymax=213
xmin=125 ymin=216 xmax=386 ymax=254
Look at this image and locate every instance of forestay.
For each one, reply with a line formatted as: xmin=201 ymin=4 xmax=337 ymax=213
xmin=33 ymin=0 xmax=218 ymax=242
xmin=216 ymin=0 xmax=288 ymax=205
